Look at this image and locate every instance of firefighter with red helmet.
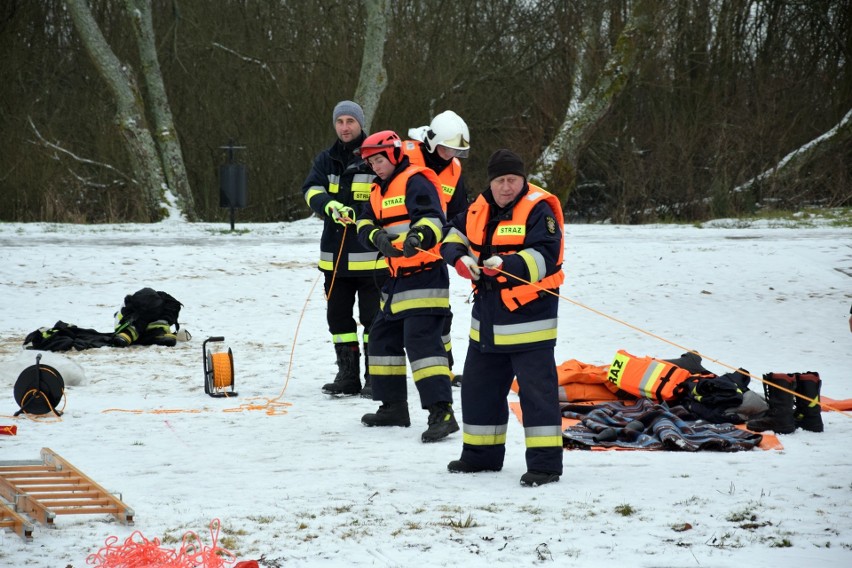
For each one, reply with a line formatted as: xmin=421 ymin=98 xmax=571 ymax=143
xmin=403 ymin=110 xmax=471 ymax=389
xmin=355 ymin=130 xmax=459 ymax=443
xmin=301 ymin=101 xmax=386 ymax=398
xmin=440 ymin=149 xmax=565 ymax=487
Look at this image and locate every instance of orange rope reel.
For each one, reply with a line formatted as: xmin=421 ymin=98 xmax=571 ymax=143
xmin=203 ymin=336 xmax=238 ymax=398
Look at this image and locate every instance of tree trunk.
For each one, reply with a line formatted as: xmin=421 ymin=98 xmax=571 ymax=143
xmin=125 ymin=0 xmax=197 ymax=221
xmin=65 ymin=0 xmax=166 ymax=221
xmin=531 ymin=0 xmax=658 ymax=206
xmin=354 ymin=0 xmax=391 ymax=132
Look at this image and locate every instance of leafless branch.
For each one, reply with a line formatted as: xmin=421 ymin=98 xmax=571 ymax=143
xmin=212 ymin=41 xmax=277 ymax=83
xmin=27 ymin=116 xmax=135 ymax=183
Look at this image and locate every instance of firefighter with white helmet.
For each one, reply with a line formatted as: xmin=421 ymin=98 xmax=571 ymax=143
xmin=403 ymin=110 xmax=472 ymax=390
xmin=355 ymin=130 xmax=459 ymax=443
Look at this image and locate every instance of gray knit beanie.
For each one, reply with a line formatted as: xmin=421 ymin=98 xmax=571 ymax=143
xmin=332 ymin=100 xmax=365 ymax=129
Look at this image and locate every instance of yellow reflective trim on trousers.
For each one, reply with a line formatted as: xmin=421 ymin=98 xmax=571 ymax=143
xmin=463 ymin=431 xmax=508 ymax=446
xmin=332 ymin=333 xmax=359 ymax=344
xmin=525 ymin=434 xmax=563 ymax=448
xmin=412 ymin=364 xmax=451 ymax=382
xmin=369 ymin=364 xmax=407 ymax=376
xmin=493 ymin=327 xmax=557 ymax=346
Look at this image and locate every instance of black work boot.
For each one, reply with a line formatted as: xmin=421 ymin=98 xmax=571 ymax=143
xmin=362 ymin=401 xmax=411 ymax=427
xmin=447 ymin=460 xmax=501 ymax=473
xmin=421 ymin=402 xmax=459 ymax=443
xmin=322 ymin=343 xmax=361 ymax=396
xmin=794 ymin=371 xmax=823 ymax=432
xmin=746 ymin=373 xmax=796 ymax=434
xmin=520 ymin=471 xmax=560 ymax=487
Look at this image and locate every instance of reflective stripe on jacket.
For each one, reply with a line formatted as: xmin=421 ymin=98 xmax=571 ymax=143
xmin=607 ymin=349 xmax=693 ymax=402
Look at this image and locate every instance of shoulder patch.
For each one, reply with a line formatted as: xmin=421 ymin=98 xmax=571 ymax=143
xmin=545 ymin=216 xmax=557 ymax=234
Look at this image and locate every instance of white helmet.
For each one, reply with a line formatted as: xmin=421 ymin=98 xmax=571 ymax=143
xmin=423 ymin=110 xmax=470 ymax=158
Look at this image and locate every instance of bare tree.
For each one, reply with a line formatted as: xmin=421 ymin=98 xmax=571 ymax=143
xmin=124 ymin=0 xmax=196 ymax=220
xmin=354 ymin=0 xmax=391 ymax=132
xmin=734 ymin=108 xmax=852 ymax=198
xmin=65 ymin=0 xmax=166 ymax=220
xmin=531 ymin=0 xmax=660 ymax=205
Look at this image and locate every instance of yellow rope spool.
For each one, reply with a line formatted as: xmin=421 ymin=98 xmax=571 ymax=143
xmin=203 ymin=337 xmax=238 ymax=398
xmin=210 ymin=352 xmax=233 ymax=389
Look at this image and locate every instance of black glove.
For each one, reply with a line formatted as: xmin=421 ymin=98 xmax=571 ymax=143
xmin=403 ymin=229 xmax=424 ymax=258
xmin=373 ymin=229 xmax=403 ymax=258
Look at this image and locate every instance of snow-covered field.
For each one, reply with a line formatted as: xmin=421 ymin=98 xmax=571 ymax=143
xmin=1 ymin=218 xmax=851 ymax=567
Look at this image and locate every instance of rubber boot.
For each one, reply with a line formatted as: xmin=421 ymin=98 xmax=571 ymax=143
xmin=361 ymin=401 xmax=411 ymax=427
xmin=746 ymin=373 xmax=796 ymax=434
xmin=794 ymin=371 xmax=823 ymax=432
xmin=360 ymin=342 xmax=372 ymax=399
xmin=322 ymin=343 xmax=361 ymax=396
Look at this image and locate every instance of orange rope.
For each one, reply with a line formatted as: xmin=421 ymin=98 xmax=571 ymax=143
xmin=86 ymin=518 xmax=239 ymax=567
xmin=417 ymin=247 xmax=851 ymax=419
xmin=324 ymin=223 xmax=349 ymax=301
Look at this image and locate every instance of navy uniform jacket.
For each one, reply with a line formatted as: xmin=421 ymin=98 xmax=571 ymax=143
xmin=301 ymin=133 xmax=387 ymax=277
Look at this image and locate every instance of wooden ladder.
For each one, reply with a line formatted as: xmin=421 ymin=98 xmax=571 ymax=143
xmin=0 ymin=498 xmax=33 ymax=542
xmin=0 ymin=447 xmax=134 ymax=540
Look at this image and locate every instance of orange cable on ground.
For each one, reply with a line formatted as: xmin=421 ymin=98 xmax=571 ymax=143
xmin=417 ymin=247 xmax=852 ymax=419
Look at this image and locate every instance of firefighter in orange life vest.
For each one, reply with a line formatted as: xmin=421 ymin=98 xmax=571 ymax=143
xmin=301 ymin=101 xmax=387 ymax=397
xmin=355 ymin=130 xmax=459 ymax=443
xmin=440 ymin=149 xmax=565 ymax=487
xmin=402 ymin=110 xmax=471 ymax=390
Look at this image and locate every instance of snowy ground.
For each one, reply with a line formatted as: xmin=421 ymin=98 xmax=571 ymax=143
xmin=0 ymin=218 xmax=851 ymax=567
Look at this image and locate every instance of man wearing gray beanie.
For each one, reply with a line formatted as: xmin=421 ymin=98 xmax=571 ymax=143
xmin=301 ymin=100 xmax=386 ymax=397
xmin=332 ymin=100 xmax=365 ymax=130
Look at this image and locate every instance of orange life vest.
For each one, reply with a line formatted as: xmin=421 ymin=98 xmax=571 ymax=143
xmin=606 ymin=349 xmax=692 ymax=402
xmin=369 ymin=165 xmax=443 ymax=277
xmin=466 ymin=185 xmax=565 ymax=311
xmin=402 ymin=140 xmax=461 ymax=213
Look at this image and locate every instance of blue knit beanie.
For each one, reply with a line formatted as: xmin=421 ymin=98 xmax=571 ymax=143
xmin=332 ymin=100 xmax=365 ymax=129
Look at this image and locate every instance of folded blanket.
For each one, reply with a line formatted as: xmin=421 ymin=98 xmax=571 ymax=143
xmin=561 ymin=398 xmax=763 ymax=452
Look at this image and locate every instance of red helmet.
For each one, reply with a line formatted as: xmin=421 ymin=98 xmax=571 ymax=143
xmin=357 ymin=130 xmax=403 ymax=165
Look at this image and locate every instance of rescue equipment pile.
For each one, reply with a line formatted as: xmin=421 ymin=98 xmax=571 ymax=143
xmin=538 ymin=350 xmax=826 ymax=451
xmin=22 ymin=288 xmax=182 ymax=352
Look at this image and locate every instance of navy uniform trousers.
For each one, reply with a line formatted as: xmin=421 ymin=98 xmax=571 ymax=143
xmin=459 ymin=344 xmax=563 ymax=474
xmin=369 ymin=309 xmax=452 ymax=409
